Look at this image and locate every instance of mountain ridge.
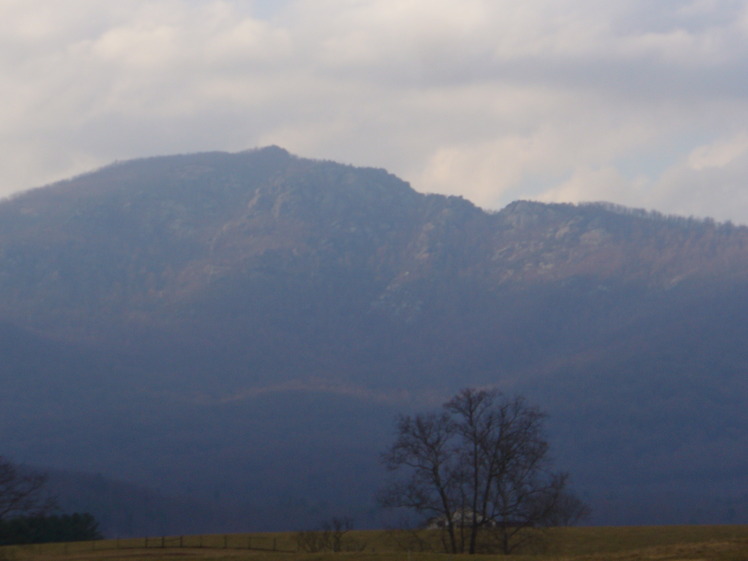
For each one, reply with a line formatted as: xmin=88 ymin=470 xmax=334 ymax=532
xmin=2 ymin=147 xmax=748 ymax=533
xmin=3 ymin=147 xmax=746 ymax=317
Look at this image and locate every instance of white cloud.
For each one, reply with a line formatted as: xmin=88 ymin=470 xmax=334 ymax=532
xmin=688 ymin=133 xmax=748 ymax=170
xmin=535 ymin=132 xmax=748 ymax=223
xmin=2 ymin=0 xmax=748 ymax=223
xmin=649 ymin=133 xmax=748 ymax=221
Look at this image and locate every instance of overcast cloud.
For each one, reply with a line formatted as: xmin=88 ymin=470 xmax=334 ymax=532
xmin=3 ymin=0 xmax=748 ymax=222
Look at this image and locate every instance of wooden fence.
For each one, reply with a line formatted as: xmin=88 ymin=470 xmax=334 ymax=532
xmin=111 ymin=533 xmax=289 ymax=551
xmin=5 ymin=533 xmax=297 ymax=557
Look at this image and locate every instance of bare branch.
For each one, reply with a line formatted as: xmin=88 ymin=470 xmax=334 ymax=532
xmin=379 ymin=388 xmax=588 ymax=555
xmin=0 ymin=456 xmax=55 ymax=520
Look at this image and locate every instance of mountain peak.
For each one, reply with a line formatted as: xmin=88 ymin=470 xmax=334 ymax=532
xmin=3 ymin=149 xmax=748 ymax=532
xmin=2 ymin=149 xmax=748 ymax=334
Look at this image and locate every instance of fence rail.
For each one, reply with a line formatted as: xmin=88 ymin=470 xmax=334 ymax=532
xmin=5 ymin=533 xmax=297 ymax=557
xmin=111 ymin=533 xmax=292 ymax=551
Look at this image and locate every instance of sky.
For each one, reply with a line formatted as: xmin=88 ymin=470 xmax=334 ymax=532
xmin=3 ymin=0 xmax=748 ymax=223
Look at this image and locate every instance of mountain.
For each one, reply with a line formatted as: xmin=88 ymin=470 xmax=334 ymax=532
xmin=2 ymin=146 xmax=748 ymax=534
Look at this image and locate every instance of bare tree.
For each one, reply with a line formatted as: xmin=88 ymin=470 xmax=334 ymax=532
xmin=295 ymin=517 xmax=356 ymax=552
xmin=380 ymin=388 xmax=588 ymax=555
xmin=379 ymin=412 xmax=462 ymax=553
xmin=0 ymin=456 xmax=54 ymax=521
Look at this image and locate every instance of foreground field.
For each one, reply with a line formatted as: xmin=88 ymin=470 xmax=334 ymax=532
xmin=3 ymin=525 xmax=748 ymax=561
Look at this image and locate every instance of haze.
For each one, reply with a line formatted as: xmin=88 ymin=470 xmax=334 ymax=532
xmin=4 ymin=0 xmax=748 ymax=222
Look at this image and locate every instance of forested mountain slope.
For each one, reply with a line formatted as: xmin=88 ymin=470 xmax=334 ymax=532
xmin=2 ymin=147 xmax=747 ymax=534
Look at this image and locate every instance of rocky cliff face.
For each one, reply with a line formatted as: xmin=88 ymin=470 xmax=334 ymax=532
xmin=2 ymin=147 xmax=746 ymax=332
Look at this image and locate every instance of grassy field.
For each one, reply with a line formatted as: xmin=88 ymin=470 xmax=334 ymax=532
xmin=3 ymin=525 xmax=748 ymax=561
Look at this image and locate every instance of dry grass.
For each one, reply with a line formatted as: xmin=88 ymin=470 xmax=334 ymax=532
xmin=3 ymin=525 xmax=748 ymax=561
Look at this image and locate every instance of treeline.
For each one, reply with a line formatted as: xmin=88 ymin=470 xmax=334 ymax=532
xmin=0 ymin=513 xmax=101 ymax=545
xmin=582 ymin=201 xmax=744 ymax=232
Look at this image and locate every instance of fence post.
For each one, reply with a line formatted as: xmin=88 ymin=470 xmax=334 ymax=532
xmin=273 ymin=537 xmax=277 ymax=551
xmin=224 ymin=535 xmax=228 ymax=549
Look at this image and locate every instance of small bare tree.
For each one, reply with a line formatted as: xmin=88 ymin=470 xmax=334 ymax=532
xmin=0 ymin=456 xmax=54 ymax=521
xmin=380 ymin=388 xmax=588 ymax=555
xmin=295 ymin=517 xmax=355 ymax=552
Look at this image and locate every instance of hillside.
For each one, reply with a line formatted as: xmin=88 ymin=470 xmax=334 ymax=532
xmin=1 ymin=147 xmax=748 ymax=534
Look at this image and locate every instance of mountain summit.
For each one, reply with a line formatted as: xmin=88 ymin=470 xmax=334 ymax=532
xmin=3 ymin=147 xmax=745 ymax=335
xmin=2 ymin=148 xmax=748 ymax=533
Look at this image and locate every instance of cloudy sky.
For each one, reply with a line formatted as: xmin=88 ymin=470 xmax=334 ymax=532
xmin=4 ymin=0 xmax=748 ymax=222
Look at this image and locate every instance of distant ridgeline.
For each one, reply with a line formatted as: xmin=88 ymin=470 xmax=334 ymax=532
xmin=1 ymin=147 xmax=748 ymax=535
